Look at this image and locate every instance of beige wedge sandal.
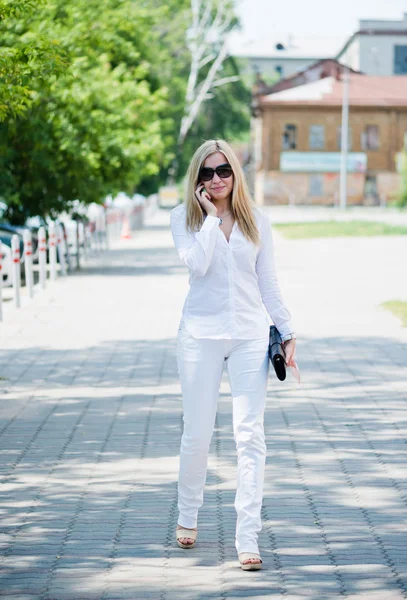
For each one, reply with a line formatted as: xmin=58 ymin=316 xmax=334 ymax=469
xmin=176 ymin=527 xmax=197 ymax=549
xmin=238 ymin=552 xmax=263 ymax=571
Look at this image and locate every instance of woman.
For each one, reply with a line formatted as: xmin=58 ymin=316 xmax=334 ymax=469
xmin=169 ymin=139 xmax=296 ymax=571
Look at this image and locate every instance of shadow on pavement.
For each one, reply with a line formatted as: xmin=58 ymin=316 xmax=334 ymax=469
xmin=0 ymin=335 xmax=406 ymax=598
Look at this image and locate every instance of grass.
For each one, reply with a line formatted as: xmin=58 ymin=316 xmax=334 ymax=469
xmin=381 ymin=301 xmax=407 ymax=327
xmin=273 ymin=220 xmax=407 ymax=239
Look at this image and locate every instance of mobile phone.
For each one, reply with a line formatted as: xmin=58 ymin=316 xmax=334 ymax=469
xmin=196 ymin=185 xmax=210 ymax=211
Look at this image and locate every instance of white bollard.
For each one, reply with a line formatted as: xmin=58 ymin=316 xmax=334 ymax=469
xmin=38 ymin=226 xmax=47 ymax=289
xmin=11 ymin=235 xmax=21 ymax=308
xmin=78 ymin=222 xmax=86 ymax=260
xmin=75 ymin=220 xmax=80 ymax=269
xmin=87 ymin=223 xmax=93 ymax=252
xmin=56 ymin=224 xmax=67 ymax=276
xmin=48 ymin=222 xmax=57 ymax=281
xmin=0 ymin=241 xmax=3 ymax=321
xmin=63 ymin=225 xmax=72 ymax=270
xmin=79 ymin=221 xmax=88 ymax=260
xmin=103 ymin=208 xmax=109 ymax=250
xmin=93 ymin=226 xmax=100 ymax=253
xmin=23 ymin=230 xmax=34 ymax=299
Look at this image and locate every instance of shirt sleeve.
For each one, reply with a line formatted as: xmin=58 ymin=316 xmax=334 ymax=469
xmin=170 ymin=208 xmax=219 ymax=277
xmin=255 ymin=214 xmax=295 ymax=338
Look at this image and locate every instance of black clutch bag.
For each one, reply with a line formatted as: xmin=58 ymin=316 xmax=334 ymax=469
xmin=269 ymin=325 xmax=286 ymax=381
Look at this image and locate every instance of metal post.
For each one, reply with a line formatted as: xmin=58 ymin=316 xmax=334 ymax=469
xmin=38 ymin=226 xmax=47 ymax=289
xmin=11 ymin=235 xmax=21 ymax=308
xmin=78 ymin=222 xmax=86 ymax=260
xmin=339 ymin=66 xmax=349 ymax=210
xmin=63 ymin=225 xmax=72 ymax=271
xmin=23 ymin=230 xmax=34 ymax=298
xmin=82 ymin=222 xmax=86 ymax=257
xmin=104 ymin=207 xmax=109 ymax=250
xmin=48 ymin=222 xmax=57 ymax=281
xmin=56 ymin=224 xmax=67 ymax=276
xmin=76 ymin=220 xmax=80 ymax=270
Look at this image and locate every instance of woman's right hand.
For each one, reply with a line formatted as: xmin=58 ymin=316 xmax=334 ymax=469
xmin=195 ymin=184 xmax=218 ymax=217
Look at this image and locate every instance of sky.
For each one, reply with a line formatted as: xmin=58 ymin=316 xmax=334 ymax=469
xmin=231 ymin=0 xmax=407 ymax=51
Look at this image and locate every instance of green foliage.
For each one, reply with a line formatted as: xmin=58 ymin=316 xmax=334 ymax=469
xmin=0 ymin=0 xmax=41 ymax=20
xmin=381 ymin=300 xmax=407 ymax=327
xmin=274 ymin=220 xmax=407 ymax=239
xmin=0 ymin=0 xmax=68 ymax=120
xmin=0 ymin=0 xmax=175 ymax=220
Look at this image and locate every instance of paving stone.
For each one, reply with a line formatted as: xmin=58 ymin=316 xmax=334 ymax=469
xmin=0 ymin=207 xmax=406 ymax=599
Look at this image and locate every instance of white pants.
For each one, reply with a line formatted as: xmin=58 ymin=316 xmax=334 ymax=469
xmin=176 ymin=324 xmax=269 ymax=555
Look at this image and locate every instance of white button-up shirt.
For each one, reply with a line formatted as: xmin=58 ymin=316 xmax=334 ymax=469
xmin=170 ymin=203 xmax=294 ymax=339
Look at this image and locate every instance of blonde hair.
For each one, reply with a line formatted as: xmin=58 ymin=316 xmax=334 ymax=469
xmin=184 ymin=139 xmax=260 ymax=245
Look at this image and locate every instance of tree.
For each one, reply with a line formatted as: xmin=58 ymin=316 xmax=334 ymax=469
xmin=175 ymin=55 xmax=251 ymax=176
xmin=0 ymin=0 xmax=173 ymax=222
xmin=135 ymin=0 xmax=251 ymax=191
xmin=167 ymin=0 xmax=246 ymax=179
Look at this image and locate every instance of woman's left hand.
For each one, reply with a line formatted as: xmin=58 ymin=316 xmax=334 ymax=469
xmin=283 ymin=339 xmax=297 ymax=367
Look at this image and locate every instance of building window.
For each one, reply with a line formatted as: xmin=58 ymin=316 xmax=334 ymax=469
xmin=309 ymin=174 xmax=324 ymax=197
xmin=337 ymin=126 xmax=352 ymax=150
xmin=361 ymin=125 xmax=379 ymax=151
xmin=282 ymin=124 xmax=297 ymax=150
xmin=309 ymin=125 xmax=325 ymax=150
xmin=394 ymin=45 xmax=407 ymax=74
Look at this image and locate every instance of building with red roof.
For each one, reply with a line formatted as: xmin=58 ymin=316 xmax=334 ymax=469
xmin=251 ymin=73 xmax=407 ymax=205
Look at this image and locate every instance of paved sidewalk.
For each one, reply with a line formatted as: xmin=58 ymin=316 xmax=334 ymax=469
xmin=0 ymin=208 xmax=406 ymax=600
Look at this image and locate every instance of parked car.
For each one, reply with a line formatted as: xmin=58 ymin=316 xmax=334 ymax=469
xmin=0 ymin=201 xmax=40 ymax=262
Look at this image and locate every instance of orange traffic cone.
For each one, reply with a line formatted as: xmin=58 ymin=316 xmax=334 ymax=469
xmin=120 ymin=216 xmax=132 ymax=240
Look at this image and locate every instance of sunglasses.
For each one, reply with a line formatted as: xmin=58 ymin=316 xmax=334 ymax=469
xmin=199 ymin=163 xmax=233 ymax=182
